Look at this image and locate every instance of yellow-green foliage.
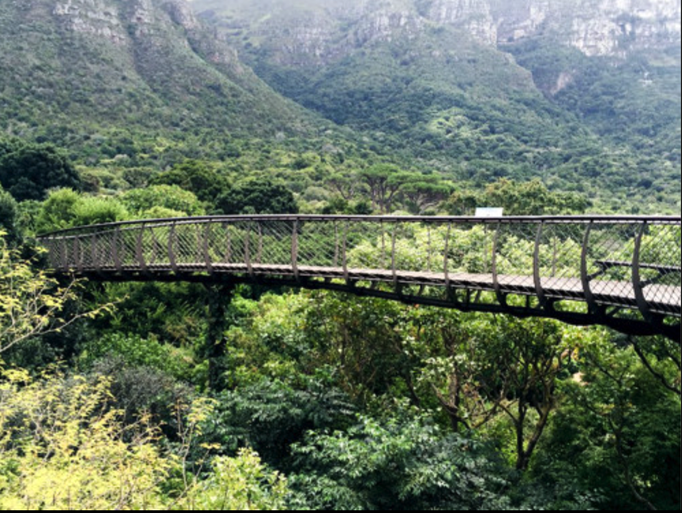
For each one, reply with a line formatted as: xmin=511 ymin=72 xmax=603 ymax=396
xmin=0 ymin=229 xmax=290 ymax=510
xmin=0 ymin=368 xmax=170 ymax=510
xmin=179 ymin=450 xmax=289 ymax=511
xmin=0 ymin=367 xmax=290 ymax=511
xmin=0 ymin=232 xmax=82 ymax=354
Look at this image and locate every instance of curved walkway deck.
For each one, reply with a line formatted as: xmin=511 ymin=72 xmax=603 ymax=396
xmin=38 ymin=215 xmax=682 ymax=340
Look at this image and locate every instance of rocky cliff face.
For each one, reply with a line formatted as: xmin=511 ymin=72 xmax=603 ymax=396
xmin=53 ymin=0 xmax=201 ymax=40
xmin=492 ymin=0 xmax=681 ymax=56
xmin=0 ymin=0 xmax=314 ymax=138
xmin=53 ymin=0 xmax=128 ymax=44
xmin=193 ymin=0 xmax=680 ymax=63
xmin=424 ymin=0 xmax=498 ymax=45
xmin=50 ymin=0 xmax=246 ymax=70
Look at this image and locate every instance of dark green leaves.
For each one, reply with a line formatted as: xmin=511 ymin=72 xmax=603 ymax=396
xmin=0 ymin=142 xmax=81 ymax=202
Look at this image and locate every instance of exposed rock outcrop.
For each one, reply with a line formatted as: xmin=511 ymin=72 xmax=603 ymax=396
xmin=493 ymin=0 xmax=681 ymax=57
xmin=192 ymin=0 xmax=681 ymax=63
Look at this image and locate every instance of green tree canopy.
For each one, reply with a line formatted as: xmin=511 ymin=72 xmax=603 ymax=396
xmin=216 ymin=178 xmax=298 ymax=215
xmin=400 ymin=179 xmax=453 ymax=214
xmin=121 ymin=185 xmax=206 ymax=217
xmin=0 ymin=143 xmax=82 ymax=202
xmin=359 ymin=165 xmax=425 ymax=214
xmin=0 ymin=186 xmax=20 ymax=243
xmin=0 ymin=139 xmax=19 ymax=159
xmin=446 ymin=179 xmax=589 ymax=216
xmin=35 ymin=189 xmax=130 ymax=234
xmin=150 ymin=160 xmax=230 ymax=204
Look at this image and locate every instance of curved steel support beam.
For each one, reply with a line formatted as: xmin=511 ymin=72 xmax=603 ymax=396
xmin=633 ymin=222 xmax=653 ymax=323
xmin=79 ymin=271 xmax=681 ymax=343
xmin=37 ymin=215 xmax=682 ymax=340
xmin=534 ymin=222 xmax=547 ymax=308
xmin=135 ymin=224 xmax=148 ymax=274
xmin=492 ymin=222 xmax=507 ymax=307
xmin=581 ymin=222 xmax=599 ymax=315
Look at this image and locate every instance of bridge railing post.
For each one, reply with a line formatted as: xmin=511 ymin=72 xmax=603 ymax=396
xmin=391 ymin=222 xmax=398 ymax=290
xmin=135 ymin=223 xmax=148 ymax=274
xmin=342 ymin=221 xmax=349 ymax=284
xmin=492 ymin=221 xmax=505 ymax=306
xmin=75 ymin=236 xmax=83 ymax=274
xmin=534 ymin=221 xmax=547 ymax=308
xmin=292 ymin=219 xmax=300 ymax=281
xmin=245 ymin=221 xmax=253 ymax=278
xmin=257 ymin=224 xmax=264 ymax=265
xmin=169 ymin=222 xmax=178 ymax=273
xmin=580 ymin=221 xmax=598 ymax=314
xmin=444 ymin=222 xmax=451 ymax=292
xmin=58 ymin=237 xmax=68 ymax=271
xmin=203 ymin=222 xmax=214 ymax=275
xmin=333 ymin=222 xmax=340 ymax=268
xmin=633 ymin=221 xmax=653 ymax=323
xmin=224 ymin=222 xmax=232 ymax=264
xmin=381 ymin=220 xmax=387 ymax=269
xmin=90 ymin=233 xmax=100 ymax=273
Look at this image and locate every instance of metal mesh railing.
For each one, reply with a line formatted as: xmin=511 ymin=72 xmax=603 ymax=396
xmin=39 ymin=215 xmax=682 ymax=328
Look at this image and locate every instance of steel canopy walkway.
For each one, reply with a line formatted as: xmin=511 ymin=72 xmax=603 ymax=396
xmin=38 ymin=215 xmax=682 ymax=341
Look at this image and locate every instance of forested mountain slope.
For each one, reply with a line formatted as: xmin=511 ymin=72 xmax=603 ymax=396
xmin=0 ymin=0 xmax=324 ymax=159
xmin=192 ymin=0 xmax=681 ymax=212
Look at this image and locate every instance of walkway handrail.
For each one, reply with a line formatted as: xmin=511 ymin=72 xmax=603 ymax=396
xmin=37 ymin=215 xmax=682 ymax=340
xmin=38 ymin=215 xmax=682 ymax=238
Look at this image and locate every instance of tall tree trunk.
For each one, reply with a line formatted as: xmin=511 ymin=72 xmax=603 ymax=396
xmin=205 ymin=283 xmax=235 ymax=391
xmin=515 ymin=405 xmax=527 ymax=471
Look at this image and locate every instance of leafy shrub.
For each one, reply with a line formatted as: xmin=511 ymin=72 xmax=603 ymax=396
xmin=288 ymin=415 xmax=510 ymax=510
xmin=151 ymin=160 xmax=230 ymax=203
xmin=0 ymin=367 xmax=171 ymax=510
xmin=90 ymin=357 xmax=194 ymax=434
xmin=180 ymin=450 xmax=289 ymax=511
xmin=80 ymin=333 xmax=199 ymax=382
xmin=0 ymin=187 xmax=19 ymax=243
xmin=0 ymin=143 xmax=81 ymax=202
xmin=200 ymin=378 xmax=354 ymax=466
xmin=0 ymin=366 xmax=289 ymax=510
xmin=35 ymin=189 xmax=129 ymax=233
xmin=121 ymin=185 xmax=205 ymax=217
xmin=216 ymin=178 xmax=298 ymax=215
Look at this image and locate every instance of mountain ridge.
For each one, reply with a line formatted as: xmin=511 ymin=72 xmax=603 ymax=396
xmin=0 ymin=0 xmax=325 ymax=152
xmin=190 ymin=0 xmax=681 ymax=211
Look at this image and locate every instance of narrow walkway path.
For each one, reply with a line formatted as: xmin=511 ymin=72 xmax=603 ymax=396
xmin=39 ymin=215 xmax=682 ymax=340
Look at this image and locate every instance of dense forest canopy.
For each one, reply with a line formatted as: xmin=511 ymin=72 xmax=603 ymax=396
xmin=0 ymin=0 xmax=680 ymax=510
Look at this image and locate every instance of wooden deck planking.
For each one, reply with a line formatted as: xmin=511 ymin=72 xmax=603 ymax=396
xmin=70 ymin=261 xmax=681 ymax=314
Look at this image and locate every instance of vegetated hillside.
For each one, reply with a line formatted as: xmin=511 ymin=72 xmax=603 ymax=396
xmin=192 ymin=0 xmax=682 ymax=213
xmin=0 ymin=0 xmax=329 ymax=163
xmin=507 ymin=42 xmax=681 ymax=163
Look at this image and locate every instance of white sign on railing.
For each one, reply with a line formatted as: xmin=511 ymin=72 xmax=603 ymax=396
xmin=475 ymin=208 xmax=504 ymax=218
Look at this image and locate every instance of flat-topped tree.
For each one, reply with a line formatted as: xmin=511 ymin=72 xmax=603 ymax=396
xmin=360 ymin=165 xmax=421 ymax=214
xmin=401 ymin=179 xmax=453 ymax=215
